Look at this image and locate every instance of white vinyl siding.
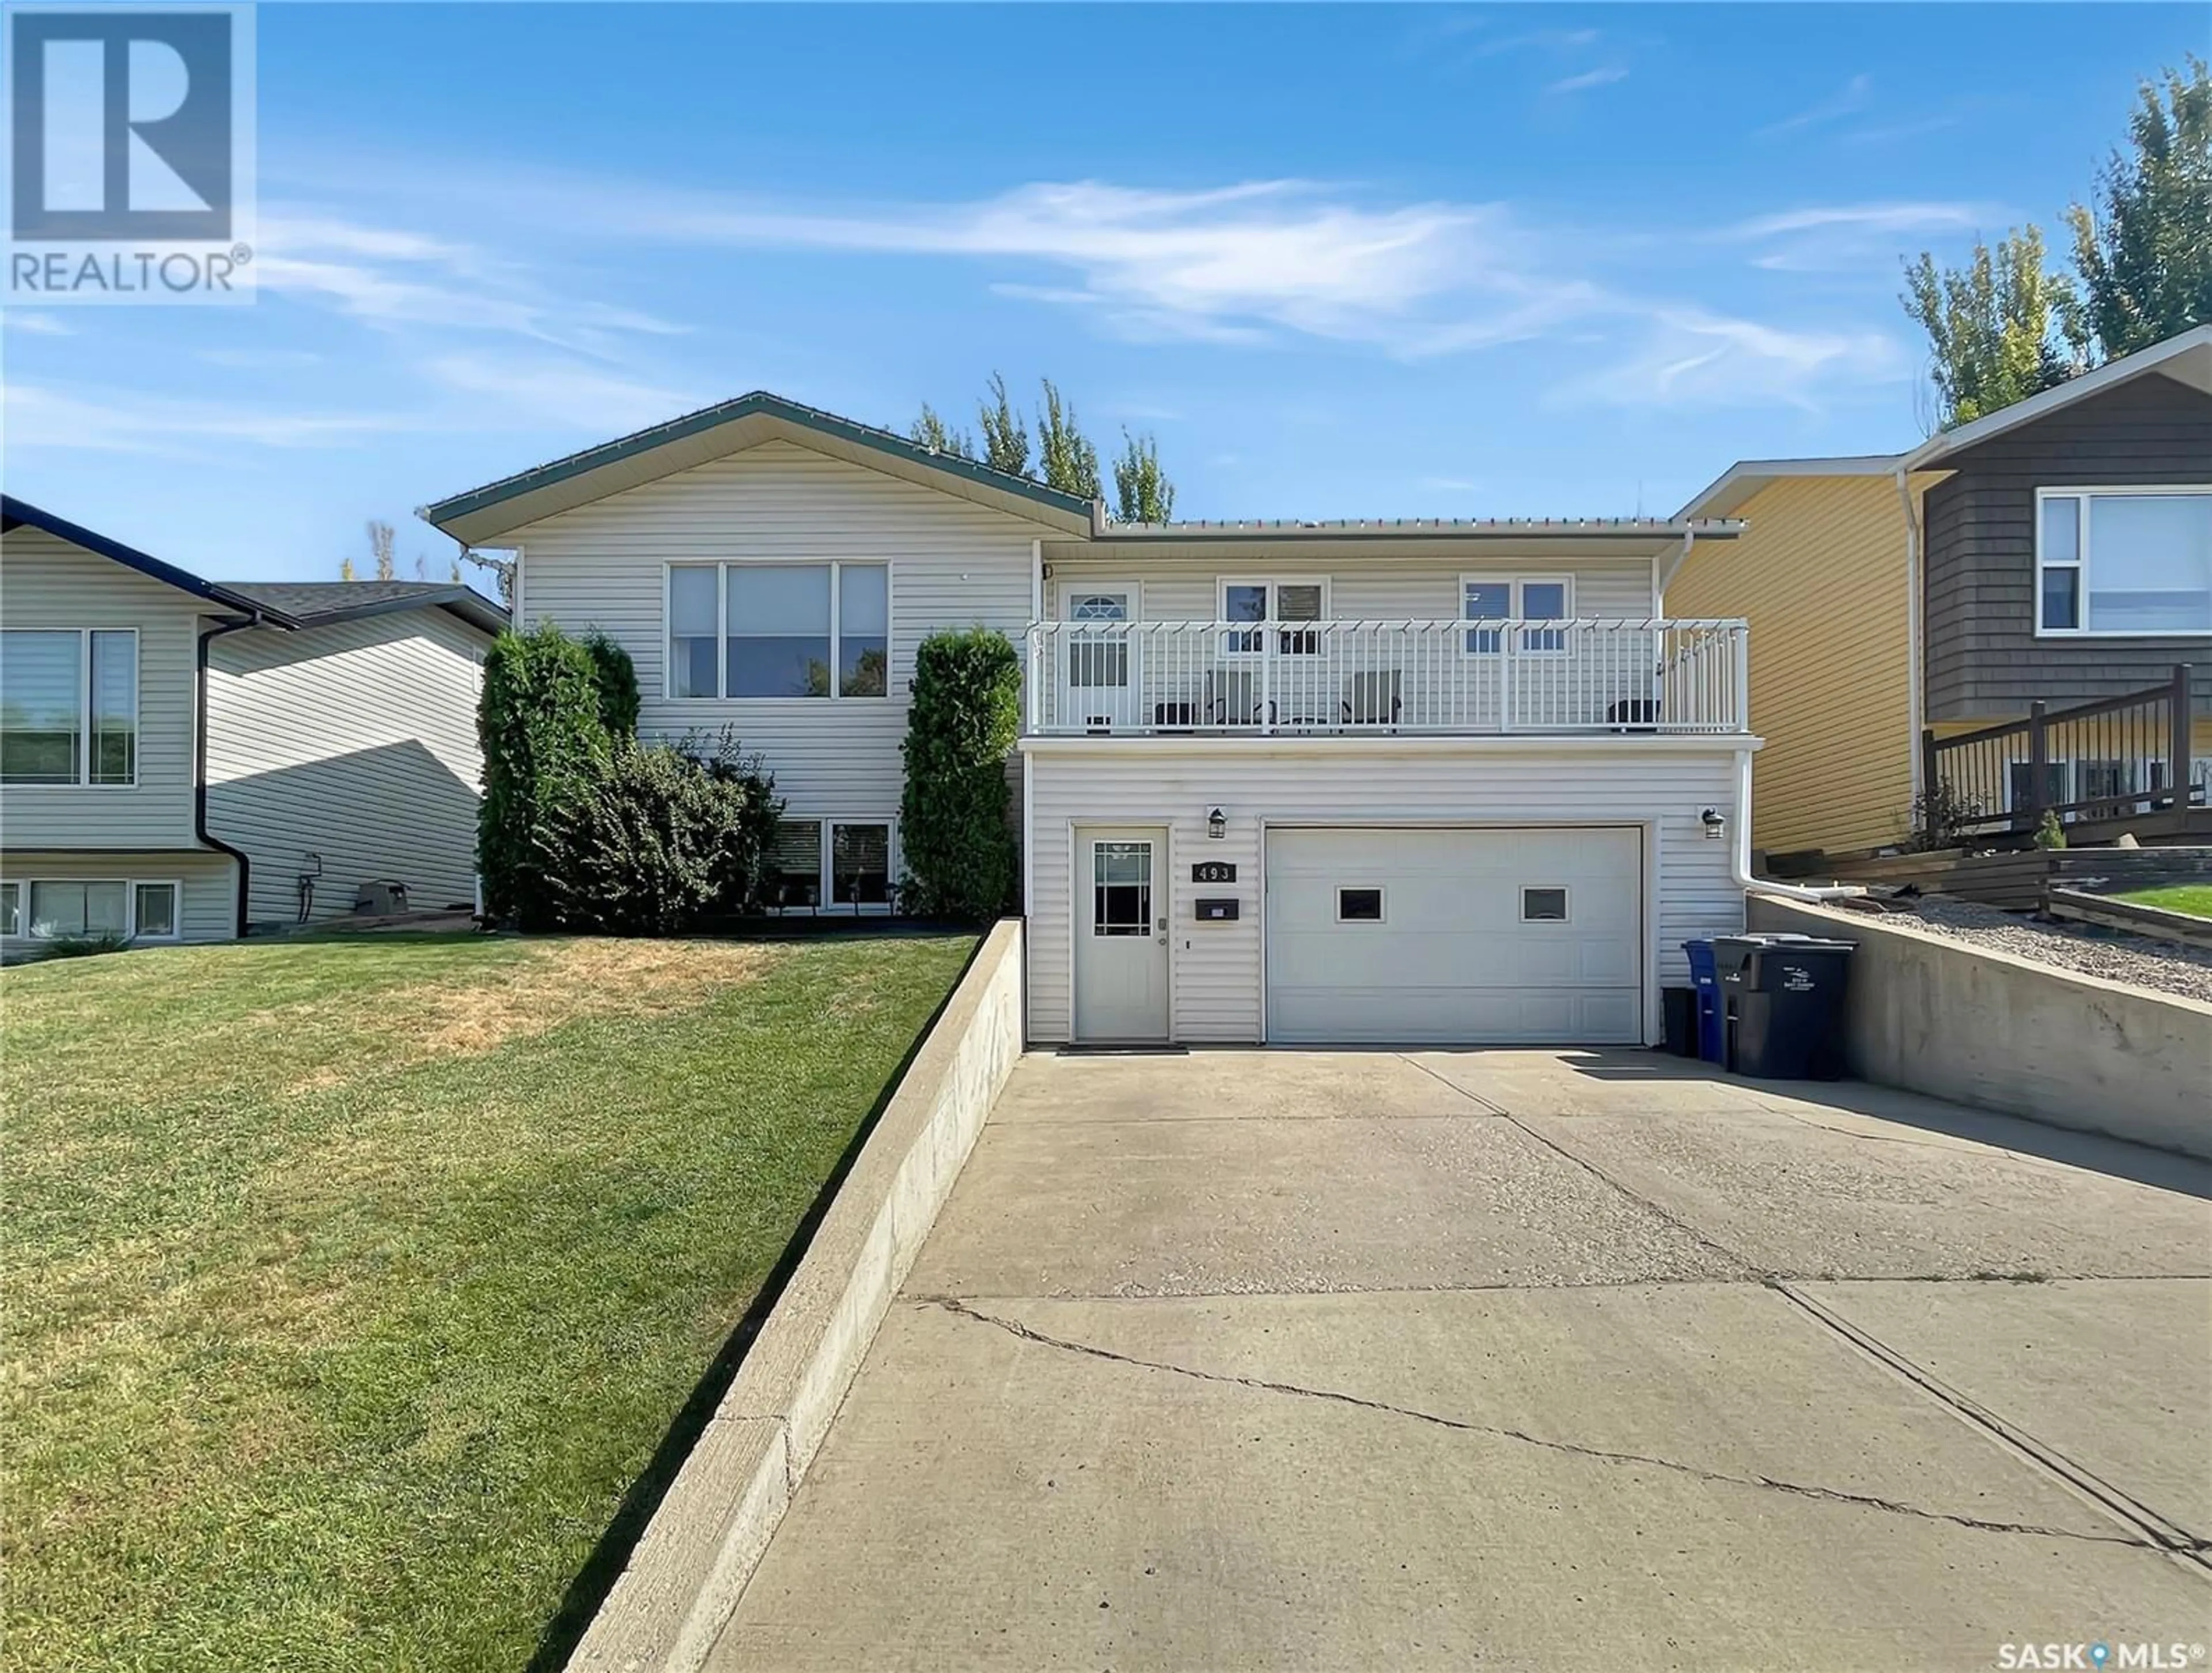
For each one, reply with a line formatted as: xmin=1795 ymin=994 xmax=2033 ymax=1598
xmin=1042 ymin=547 xmax=1656 ymax=625
xmin=1022 ymin=741 xmax=1744 ymax=1045
xmin=0 ymin=528 xmax=202 ymax=849
xmin=510 ymin=438 xmax=1052 ymax=820
xmin=0 ymin=849 xmax=234 ymax=945
xmin=205 ymin=610 xmax=490 ymax=925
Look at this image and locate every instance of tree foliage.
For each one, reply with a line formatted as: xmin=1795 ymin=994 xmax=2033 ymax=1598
xmin=899 ymin=629 xmax=1021 ymax=920
xmin=366 ymin=519 xmax=397 ymax=582
xmin=2065 ymin=56 xmax=2212 ymax=361
xmin=1113 ymin=428 xmax=1175 ymax=523
xmin=978 ymin=373 xmax=1031 ymax=479
xmin=910 ymin=401 xmax=976 ymax=461
xmin=478 ymin=624 xmax=611 ymax=927
xmin=581 ymin=630 xmax=641 ymax=738
xmin=1900 ymin=226 xmax=2078 ymax=430
xmin=1035 ymin=378 xmax=1103 ymax=500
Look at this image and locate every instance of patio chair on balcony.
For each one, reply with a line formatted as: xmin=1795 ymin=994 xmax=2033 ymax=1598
xmin=1207 ymin=668 xmax=1262 ymax=728
xmin=1343 ymin=670 xmax=1403 ymax=729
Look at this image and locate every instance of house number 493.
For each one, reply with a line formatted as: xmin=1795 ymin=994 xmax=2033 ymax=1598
xmin=1191 ymin=861 xmax=1236 ymax=883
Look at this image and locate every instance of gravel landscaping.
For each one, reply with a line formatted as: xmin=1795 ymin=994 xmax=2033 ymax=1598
xmin=1897 ymin=895 xmax=2212 ymax=1003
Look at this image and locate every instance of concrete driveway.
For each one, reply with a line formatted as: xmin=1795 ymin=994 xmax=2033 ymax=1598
xmin=712 ymin=1050 xmax=2212 ymax=1672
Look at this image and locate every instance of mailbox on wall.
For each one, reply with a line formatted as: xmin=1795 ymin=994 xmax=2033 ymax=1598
xmin=1195 ymin=898 xmax=1240 ymax=922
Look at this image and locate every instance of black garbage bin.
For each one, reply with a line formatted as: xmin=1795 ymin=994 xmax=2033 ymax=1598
xmin=1717 ymin=934 xmax=1855 ymax=1079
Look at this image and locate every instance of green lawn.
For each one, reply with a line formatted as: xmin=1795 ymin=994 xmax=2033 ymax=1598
xmin=2117 ymin=883 xmax=2212 ymax=919
xmin=2 ymin=928 xmax=976 ymax=1673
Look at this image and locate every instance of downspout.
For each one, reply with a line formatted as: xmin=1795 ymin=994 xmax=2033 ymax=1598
xmin=196 ymin=613 xmax=262 ymax=937
xmin=1894 ymin=466 xmax=1925 ymax=798
xmin=1728 ymin=745 xmax=1863 ymax=904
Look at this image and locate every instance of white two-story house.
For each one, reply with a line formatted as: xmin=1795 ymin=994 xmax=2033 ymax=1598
xmin=423 ymin=394 xmax=1759 ymax=1047
xmin=1 ymin=498 xmax=503 ymax=950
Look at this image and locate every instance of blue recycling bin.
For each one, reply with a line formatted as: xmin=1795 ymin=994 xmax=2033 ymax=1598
xmin=1682 ymin=940 xmax=1726 ymax=1064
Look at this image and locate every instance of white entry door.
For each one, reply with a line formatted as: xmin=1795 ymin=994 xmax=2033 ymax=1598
xmin=1266 ymin=825 xmax=1643 ymax=1045
xmin=1073 ymin=826 xmax=1169 ymax=1041
xmin=1059 ymin=584 xmax=1139 ymax=731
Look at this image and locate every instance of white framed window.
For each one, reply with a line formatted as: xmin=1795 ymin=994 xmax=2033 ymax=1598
xmin=1219 ymin=578 xmax=1327 ymax=655
xmin=665 ymin=562 xmax=891 ymax=699
xmin=1335 ymin=886 xmax=1385 ymax=923
xmin=6 ymin=876 xmax=178 ymax=940
xmin=1521 ymin=886 xmax=1570 ymax=922
xmin=1 ymin=628 xmax=138 ymax=786
xmin=1461 ymin=576 xmax=1573 ymax=654
xmin=2036 ymin=487 xmax=2212 ymax=636
xmin=766 ymin=818 xmax=899 ymax=912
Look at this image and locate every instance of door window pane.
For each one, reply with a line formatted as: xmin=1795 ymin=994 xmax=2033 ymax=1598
xmin=2 ymin=631 xmax=82 ymax=784
xmin=2085 ymin=494 xmax=2212 ymax=632
xmin=669 ymin=567 xmax=719 ymax=697
xmin=838 ymin=565 xmax=888 ymax=697
xmin=90 ymin=631 xmax=135 ymax=785
xmin=728 ymin=565 xmax=831 ymax=697
xmin=1464 ymin=581 xmax=1510 ymax=654
xmin=1092 ymin=841 xmax=1152 ymax=936
xmin=830 ymin=822 xmax=891 ymax=905
xmin=133 ymin=882 xmax=177 ymax=938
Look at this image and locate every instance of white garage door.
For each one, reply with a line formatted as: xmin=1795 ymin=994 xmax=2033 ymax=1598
xmin=1266 ymin=826 xmax=1643 ymax=1045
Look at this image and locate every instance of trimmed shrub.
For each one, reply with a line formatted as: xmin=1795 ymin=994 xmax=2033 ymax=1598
xmin=900 ymin=628 xmax=1021 ymax=920
xmin=478 ymin=624 xmax=611 ymax=928
xmin=582 ymin=630 xmax=641 ymax=739
xmin=537 ymin=735 xmax=781 ymax=936
xmin=2033 ymin=809 xmax=2068 ymax=850
xmin=34 ymin=931 xmax=134 ymax=961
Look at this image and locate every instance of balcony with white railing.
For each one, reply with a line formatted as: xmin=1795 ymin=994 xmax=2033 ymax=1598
xmin=1024 ymin=618 xmax=1749 ymax=737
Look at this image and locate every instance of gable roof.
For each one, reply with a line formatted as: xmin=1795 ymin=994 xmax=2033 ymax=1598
xmin=2 ymin=496 xmax=507 ymax=635
xmin=419 ymin=390 xmax=1099 ymax=546
xmin=215 ymin=579 xmax=507 ymax=636
xmin=1673 ymin=325 xmax=2212 ymax=521
xmin=1899 ymin=321 xmax=2212 ymax=469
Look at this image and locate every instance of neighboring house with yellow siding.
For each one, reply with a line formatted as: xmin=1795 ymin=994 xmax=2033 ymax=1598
xmin=1671 ymin=325 xmax=2212 ymax=862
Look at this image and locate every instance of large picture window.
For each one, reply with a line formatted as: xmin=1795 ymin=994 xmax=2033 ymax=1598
xmin=2037 ymin=488 xmax=2212 ymax=636
xmin=665 ymin=563 xmax=889 ymax=699
xmin=1 ymin=628 xmax=137 ymax=786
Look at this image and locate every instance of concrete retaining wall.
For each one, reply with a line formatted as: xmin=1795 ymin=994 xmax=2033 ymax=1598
xmin=1748 ymin=896 xmax=2212 ymax=1160
xmin=569 ymin=920 xmax=1026 ymax=1672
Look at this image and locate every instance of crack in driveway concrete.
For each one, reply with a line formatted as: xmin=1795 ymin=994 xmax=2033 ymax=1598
xmin=923 ymin=1296 xmax=2173 ymax=1552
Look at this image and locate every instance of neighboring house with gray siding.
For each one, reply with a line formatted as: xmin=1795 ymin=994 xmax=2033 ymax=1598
xmin=1 ymin=499 xmax=503 ymax=951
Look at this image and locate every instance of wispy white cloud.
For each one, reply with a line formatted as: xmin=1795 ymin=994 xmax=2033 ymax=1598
xmin=421 ymin=353 xmax=703 ymax=432
xmin=1758 ymin=74 xmax=1874 ymax=137
xmin=1419 ymin=476 xmax=1484 ymax=493
xmin=1725 ymin=200 xmax=1996 ymax=272
xmin=1547 ymin=65 xmax=1628 ymax=95
xmin=2 ymin=310 xmax=72 ymax=336
xmin=5 ymin=381 xmax=425 ymax=454
xmin=1551 ymin=309 xmax=1907 ymax=411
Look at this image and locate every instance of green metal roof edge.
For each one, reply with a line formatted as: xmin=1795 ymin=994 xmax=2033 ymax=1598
xmin=419 ymin=390 xmax=1096 ymax=531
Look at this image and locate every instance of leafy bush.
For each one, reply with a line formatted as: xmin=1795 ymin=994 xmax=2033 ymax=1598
xmin=478 ymin=625 xmax=612 ymax=928
xmin=537 ymin=734 xmax=781 ymax=936
xmin=899 ymin=628 xmax=1021 ymax=920
xmin=582 ymin=630 xmax=641 ymax=738
xmin=34 ymin=931 xmax=133 ymax=961
xmin=2033 ymin=809 xmax=2068 ymax=850
xmin=1901 ymin=780 xmax=1985 ymax=853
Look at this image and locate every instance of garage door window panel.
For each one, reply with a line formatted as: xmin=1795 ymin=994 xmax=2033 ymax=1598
xmin=1336 ymin=886 xmax=1385 ymax=922
xmin=1521 ymin=886 xmax=1570 ymax=922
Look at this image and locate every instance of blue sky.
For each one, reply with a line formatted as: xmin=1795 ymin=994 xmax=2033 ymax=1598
xmin=3 ymin=2 xmax=2202 ymax=584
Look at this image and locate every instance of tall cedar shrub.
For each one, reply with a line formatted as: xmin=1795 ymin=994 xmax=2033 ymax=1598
xmin=582 ymin=631 xmax=642 ymax=738
xmin=900 ymin=629 xmax=1021 ymax=920
xmin=537 ymin=735 xmax=780 ymax=935
xmin=478 ymin=624 xmax=609 ymax=927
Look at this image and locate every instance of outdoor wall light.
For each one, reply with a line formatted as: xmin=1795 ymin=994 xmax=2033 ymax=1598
xmin=1700 ymin=807 xmax=1726 ymax=840
xmin=1207 ymin=807 xmax=1228 ymax=840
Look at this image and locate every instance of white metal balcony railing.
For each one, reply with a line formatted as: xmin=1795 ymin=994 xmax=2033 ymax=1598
xmin=1024 ymin=619 xmax=1749 ymax=737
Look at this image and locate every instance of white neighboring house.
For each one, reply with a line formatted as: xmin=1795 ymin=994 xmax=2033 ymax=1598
xmin=1 ymin=498 xmax=505 ymax=951
xmin=423 ymin=393 xmax=1760 ymax=1047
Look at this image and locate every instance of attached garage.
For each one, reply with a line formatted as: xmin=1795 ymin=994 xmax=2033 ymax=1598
xmin=1264 ymin=826 xmax=1645 ymax=1045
